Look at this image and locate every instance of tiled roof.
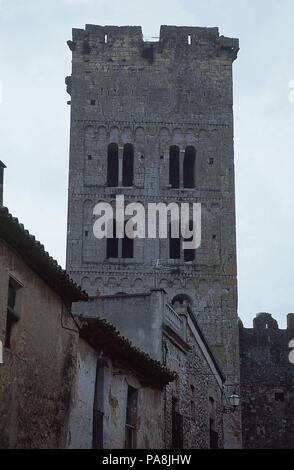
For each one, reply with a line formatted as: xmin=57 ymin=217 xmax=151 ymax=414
xmin=79 ymin=316 xmax=176 ymax=389
xmin=0 ymin=206 xmax=87 ymax=302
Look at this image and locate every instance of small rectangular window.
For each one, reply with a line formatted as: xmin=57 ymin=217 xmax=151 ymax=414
xmin=125 ymin=386 xmax=138 ymax=449
xmin=275 ymin=392 xmax=285 ymax=403
xmin=90 ymin=99 xmax=96 ymax=106
xmin=172 ymin=397 xmax=183 ymax=449
xmin=5 ymin=278 xmax=22 ymax=349
xmin=8 ymin=283 xmax=16 ymax=310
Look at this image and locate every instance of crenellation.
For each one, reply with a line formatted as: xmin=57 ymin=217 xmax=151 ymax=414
xmin=159 ymin=25 xmax=219 ymax=40
xmin=240 ymin=313 xmax=294 ymax=449
xmin=69 ymin=25 xmax=238 ymax=65
xmin=240 ymin=312 xmax=294 ymax=333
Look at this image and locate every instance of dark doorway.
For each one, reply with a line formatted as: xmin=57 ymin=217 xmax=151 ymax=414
xmin=172 ymin=397 xmax=183 ymax=449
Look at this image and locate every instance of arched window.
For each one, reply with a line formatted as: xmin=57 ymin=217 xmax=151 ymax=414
xmin=106 ymin=219 xmax=118 ymax=259
xmin=122 ymin=219 xmax=134 ymax=258
xmin=106 ymin=219 xmax=134 ymax=259
xmin=172 ymin=294 xmax=192 ymax=306
xmin=183 ymin=146 xmax=196 ymax=189
xmin=183 ymin=219 xmax=196 ymax=262
xmin=107 ymin=143 xmax=119 ymax=187
xmin=169 ymin=146 xmax=180 ymax=189
xmin=169 ymin=220 xmax=195 ymax=262
xmin=123 ymin=144 xmax=134 ymax=187
xmin=169 ymin=221 xmax=181 ymax=259
xmin=122 ymin=236 xmax=133 ymax=259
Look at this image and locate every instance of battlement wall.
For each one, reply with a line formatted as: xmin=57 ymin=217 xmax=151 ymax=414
xmin=240 ymin=312 xmax=294 ymax=334
xmin=68 ymin=24 xmax=239 ymax=62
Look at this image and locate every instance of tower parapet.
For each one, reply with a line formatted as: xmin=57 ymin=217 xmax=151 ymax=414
xmin=240 ymin=313 xmax=294 ymax=449
xmin=68 ymin=25 xmax=239 ymax=62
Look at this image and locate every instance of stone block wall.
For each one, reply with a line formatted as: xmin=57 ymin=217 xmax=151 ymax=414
xmin=240 ymin=313 xmax=294 ymax=449
xmin=0 ymin=240 xmax=78 ymax=448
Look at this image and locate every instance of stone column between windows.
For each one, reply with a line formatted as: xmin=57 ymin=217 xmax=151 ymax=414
xmin=180 ymin=235 xmax=184 ymax=261
xmin=118 ymin=146 xmax=124 ymax=187
xmin=179 ymin=149 xmax=185 ymax=189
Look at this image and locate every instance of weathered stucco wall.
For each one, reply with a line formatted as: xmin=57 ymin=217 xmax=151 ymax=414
xmin=73 ymin=290 xmax=164 ymax=361
xmin=0 ymin=239 xmax=78 ymax=449
xmin=68 ymin=338 xmax=164 ymax=449
xmin=75 ymin=291 xmax=224 ymax=448
xmin=103 ymin=359 xmax=163 ymax=449
xmin=67 ymin=338 xmax=97 ymax=449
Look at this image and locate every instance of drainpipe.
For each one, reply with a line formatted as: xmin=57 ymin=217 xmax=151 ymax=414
xmin=0 ymin=161 xmax=6 ymax=206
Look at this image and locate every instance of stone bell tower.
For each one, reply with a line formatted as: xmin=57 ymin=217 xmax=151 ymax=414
xmin=66 ymin=24 xmax=241 ymax=447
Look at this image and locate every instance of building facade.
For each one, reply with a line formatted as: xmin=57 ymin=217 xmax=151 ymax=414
xmin=0 ymin=204 xmax=172 ymax=449
xmin=0 ymin=206 xmax=86 ymax=449
xmin=74 ymin=289 xmax=226 ymax=449
xmin=240 ymin=313 xmax=294 ymax=449
xmin=68 ymin=315 xmax=174 ymax=449
xmin=66 ymin=24 xmax=241 ymax=447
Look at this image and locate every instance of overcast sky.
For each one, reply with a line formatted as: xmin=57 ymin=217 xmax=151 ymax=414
xmin=0 ymin=0 xmax=294 ymax=327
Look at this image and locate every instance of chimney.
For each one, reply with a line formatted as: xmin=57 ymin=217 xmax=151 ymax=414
xmin=0 ymin=161 xmax=6 ymax=206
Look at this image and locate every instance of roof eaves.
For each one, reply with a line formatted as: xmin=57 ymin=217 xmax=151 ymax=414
xmin=79 ymin=316 xmax=176 ymax=388
xmin=0 ymin=207 xmax=87 ymax=302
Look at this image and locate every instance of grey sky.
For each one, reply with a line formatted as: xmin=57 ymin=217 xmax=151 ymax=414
xmin=0 ymin=0 xmax=293 ymax=327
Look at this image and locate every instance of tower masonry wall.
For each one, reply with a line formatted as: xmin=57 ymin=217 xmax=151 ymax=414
xmin=66 ymin=24 xmax=241 ymax=448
